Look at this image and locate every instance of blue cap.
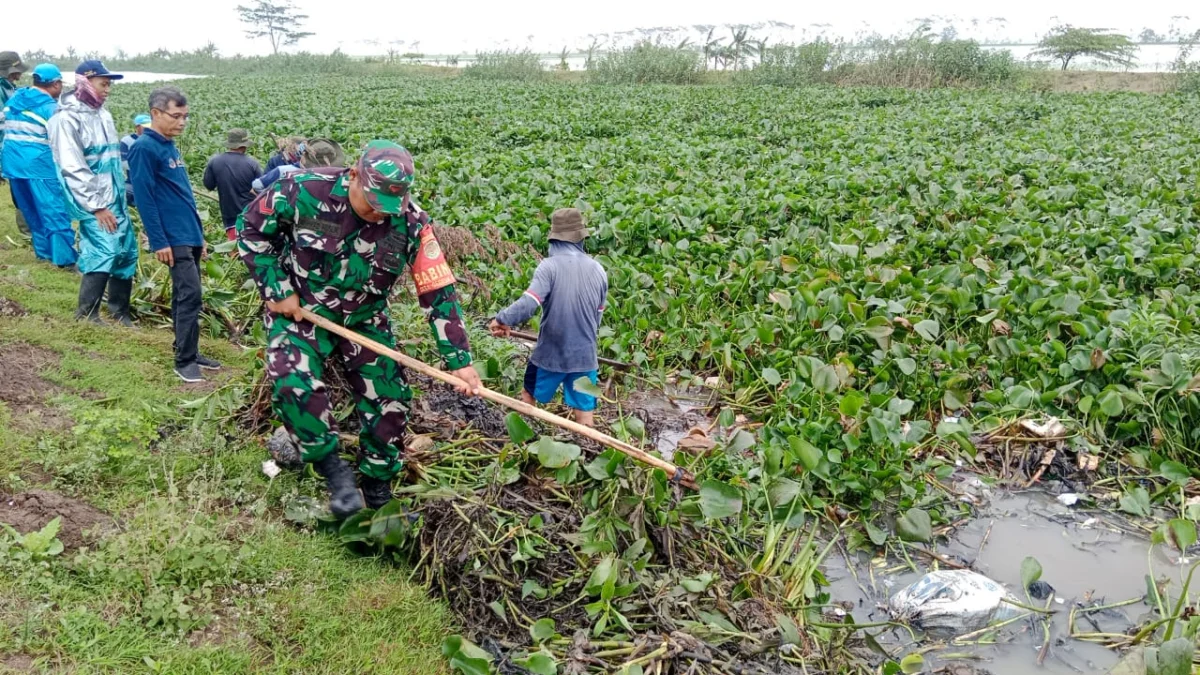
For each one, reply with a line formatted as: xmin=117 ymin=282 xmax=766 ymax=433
xmin=74 ymin=60 xmax=124 ymax=81
xmin=133 ymin=113 xmax=151 ymax=126
xmin=32 ymin=63 xmax=62 ymax=84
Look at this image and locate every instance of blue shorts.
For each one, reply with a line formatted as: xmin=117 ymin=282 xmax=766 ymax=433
xmin=523 ymin=363 xmax=599 ymax=412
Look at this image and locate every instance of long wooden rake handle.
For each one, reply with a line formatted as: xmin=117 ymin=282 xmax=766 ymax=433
xmin=299 ymin=309 xmax=698 ymax=490
xmin=505 ymin=329 xmax=634 ymax=371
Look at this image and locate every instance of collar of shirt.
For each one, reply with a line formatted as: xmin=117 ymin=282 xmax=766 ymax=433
xmin=142 ymin=128 xmax=173 ymax=145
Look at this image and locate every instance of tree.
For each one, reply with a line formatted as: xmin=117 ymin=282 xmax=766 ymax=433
xmin=236 ymin=0 xmax=314 ymax=55
xmin=1032 ymin=25 xmax=1138 ymax=71
xmin=1139 ymin=28 xmax=1167 ymax=43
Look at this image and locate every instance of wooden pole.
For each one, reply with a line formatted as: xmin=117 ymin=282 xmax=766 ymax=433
xmin=299 ymin=309 xmax=697 ymax=490
xmin=506 ymin=329 xmax=634 ymax=371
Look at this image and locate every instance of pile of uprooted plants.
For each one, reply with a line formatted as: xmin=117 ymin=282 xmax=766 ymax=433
xmin=249 ymin=369 xmax=864 ymax=675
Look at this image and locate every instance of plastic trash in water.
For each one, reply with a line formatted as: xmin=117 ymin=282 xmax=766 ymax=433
xmin=888 ymin=570 xmax=1025 ymax=634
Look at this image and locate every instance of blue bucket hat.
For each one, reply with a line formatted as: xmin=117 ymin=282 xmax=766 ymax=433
xmin=75 ymin=60 xmax=124 ymax=80
xmin=32 ymin=63 xmax=62 ymax=84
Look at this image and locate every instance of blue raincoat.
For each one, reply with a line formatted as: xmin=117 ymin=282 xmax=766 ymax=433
xmin=47 ymin=90 xmax=136 ymax=279
xmin=1 ymin=86 xmax=78 ymax=266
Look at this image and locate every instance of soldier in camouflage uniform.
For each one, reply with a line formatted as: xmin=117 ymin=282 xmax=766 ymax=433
xmin=237 ymin=140 xmax=482 ymax=517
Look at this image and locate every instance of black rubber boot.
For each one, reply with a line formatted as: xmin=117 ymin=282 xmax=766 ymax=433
xmin=106 ymin=276 xmax=135 ymax=327
xmin=313 ymin=453 xmax=364 ymax=518
xmin=360 ymin=476 xmax=394 ymax=510
xmin=75 ymin=272 xmax=109 ymax=324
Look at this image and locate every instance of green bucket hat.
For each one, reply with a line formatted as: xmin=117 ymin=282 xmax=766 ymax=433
xmin=0 ymin=52 xmax=29 ymax=77
xmin=226 ymin=128 xmax=252 ymax=149
xmin=355 ymin=140 xmax=414 ymax=216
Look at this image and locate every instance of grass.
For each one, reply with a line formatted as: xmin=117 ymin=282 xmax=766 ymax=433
xmin=0 ymin=193 xmax=453 ymax=674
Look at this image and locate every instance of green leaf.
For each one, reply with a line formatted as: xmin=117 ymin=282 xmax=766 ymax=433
xmin=506 ymin=413 xmax=536 ymax=445
xmin=1020 ymin=556 xmax=1042 ymax=590
xmin=776 ymin=614 xmax=802 ymax=646
xmin=533 ymin=436 xmax=581 ymax=469
xmin=613 ymin=416 xmax=646 ymax=440
xmin=572 ymin=377 xmax=604 ymax=398
xmin=865 ymin=520 xmax=888 ymax=546
xmin=1160 ymin=460 xmax=1191 ymax=486
xmin=762 ymin=367 xmax=782 ymax=386
xmin=812 ymin=364 xmax=840 ymax=393
xmin=512 ymin=651 xmax=557 ymax=675
xmin=1162 ymin=352 xmax=1187 ymax=381
xmin=768 ymin=289 xmax=793 ymax=311
xmin=680 ymin=572 xmax=716 ymax=593
xmin=728 ymin=429 xmax=755 ymax=453
xmin=1166 ymin=519 xmax=1197 ymax=552
xmin=442 ymin=635 xmax=494 ymax=675
xmin=914 ymin=319 xmax=940 ymax=341
xmin=522 ymin=579 xmax=548 ymax=600
xmin=788 ymin=436 xmax=822 ymax=471
xmin=899 ymin=653 xmax=925 ymax=674
xmin=618 ymin=665 xmax=644 ymax=675
xmin=942 ymin=389 xmax=966 ymax=410
xmin=1119 ymin=486 xmax=1152 ymax=518
xmin=895 ymin=508 xmax=933 ymax=543
xmin=897 ymin=357 xmax=917 ymax=375
xmin=1147 ymin=638 xmax=1194 ymax=675
xmin=767 ymin=477 xmax=801 ymax=508
xmin=586 ymin=556 xmax=620 ymax=597
xmin=839 ymin=390 xmax=866 ymax=417
xmin=1098 ymin=389 xmax=1124 ymax=416
xmin=779 ymin=255 xmax=801 ymax=273
xmin=529 ymin=618 xmax=557 ymax=643
xmin=700 ymin=480 xmax=743 ymax=520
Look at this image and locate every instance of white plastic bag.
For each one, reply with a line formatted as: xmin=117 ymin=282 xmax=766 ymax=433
xmin=889 ymin=570 xmax=1024 ymax=634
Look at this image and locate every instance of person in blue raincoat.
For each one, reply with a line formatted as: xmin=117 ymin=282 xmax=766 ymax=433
xmin=1 ymin=64 xmax=78 ymax=269
xmin=48 ymin=60 xmax=136 ymax=325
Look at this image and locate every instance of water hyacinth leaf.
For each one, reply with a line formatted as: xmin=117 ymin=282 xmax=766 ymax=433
xmin=1161 ymin=352 xmax=1187 ymax=382
xmin=776 ymin=614 xmax=802 ymax=646
xmin=522 ymin=579 xmax=548 ymax=600
xmin=812 ymin=364 xmax=840 ymax=393
xmin=572 ymin=378 xmax=604 ymax=398
xmin=895 ymin=508 xmax=933 ymax=543
xmin=529 ymin=618 xmax=557 ymax=643
xmin=1146 ymin=638 xmax=1194 ymax=675
xmin=619 ymin=665 xmax=644 ymax=675
xmin=1166 ymin=519 xmax=1197 ymax=552
xmin=728 ymin=429 xmax=755 ymax=453
xmin=767 ymin=477 xmax=802 ymax=508
xmin=513 ymin=651 xmax=557 ymax=675
xmin=283 ymin=496 xmax=325 ymax=525
xmin=339 ymin=510 xmax=375 ymax=544
xmin=768 ymin=289 xmax=793 ymax=311
xmin=1120 ymin=486 xmax=1152 ymax=518
xmin=839 ymin=390 xmax=866 ymax=417
xmin=897 ymin=358 xmax=917 ymax=375
xmin=1098 ymin=390 xmax=1124 ymax=416
xmin=700 ymin=480 xmax=743 ymax=520
xmin=533 ymin=436 xmax=581 ymax=469
xmin=865 ymin=520 xmax=888 ymax=547
xmin=586 ymin=556 xmax=620 ymax=596
xmin=505 ymin=412 xmax=536 ymax=445
xmin=762 ymin=367 xmax=782 ymax=386
xmin=789 ymin=436 xmax=822 ymax=471
xmin=1159 ymin=461 xmax=1191 ymax=486
xmin=1020 ymin=556 xmax=1042 ymax=591
xmin=613 ymin=416 xmax=646 ymax=440
xmin=681 ymin=572 xmax=716 ymax=593
xmin=442 ymin=635 xmax=494 ymax=675
xmin=779 ymin=255 xmax=801 ymax=273
xmin=914 ymin=319 xmax=940 ymax=342
xmin=900 ymin=653 xmax=925 ymax=674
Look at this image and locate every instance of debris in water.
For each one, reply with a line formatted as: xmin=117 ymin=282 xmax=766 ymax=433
xmin=1027 ymin=580 xmax=1054 ymax=601
xmin=675 ymin=426 xmax=717 ymax=456
xmin=704 ymin=376 xmax=720 ymax=389
xmin=1020 ymin=417 xmax=1066 ymax=438
xmin=1056 ymin=493 xmax=1080 ymax=507
xmin=889 ymin=570 xmax=1024 ymax=634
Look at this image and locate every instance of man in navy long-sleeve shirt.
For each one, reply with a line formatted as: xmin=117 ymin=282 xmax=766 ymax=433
xmin=128 ymin=86 xmax=221 ymax=383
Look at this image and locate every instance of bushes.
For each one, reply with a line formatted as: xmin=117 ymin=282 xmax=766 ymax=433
xmin=589 ymin=42 xmax=704 ymax=85
xmin=462 ymin=50 xmax=545 ymax=81
xmin=746 ymin=36 xmax=1018 ymax=89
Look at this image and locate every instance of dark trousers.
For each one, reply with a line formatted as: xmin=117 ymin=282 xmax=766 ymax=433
xmin=170 ymin=246 xmax=203 ymax=368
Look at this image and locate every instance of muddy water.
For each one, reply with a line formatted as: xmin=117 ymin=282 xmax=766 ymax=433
xmin=826 ymin=491 xmax=1177 ymax=675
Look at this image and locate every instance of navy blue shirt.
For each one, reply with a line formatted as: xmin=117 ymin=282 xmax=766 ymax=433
xmin=202 ymin=151 xmax=262 ymax=230
xmin=128 ymin=128 xmax=205 ymax=251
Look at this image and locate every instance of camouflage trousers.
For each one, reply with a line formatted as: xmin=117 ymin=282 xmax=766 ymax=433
xmin=266 ymin=311 xmax=413 ymax=480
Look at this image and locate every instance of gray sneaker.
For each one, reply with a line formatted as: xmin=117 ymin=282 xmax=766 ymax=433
xmin=196 ymin=355 xmax=222 ymax=370
xmin=174 ymin=363 xmax=204 ymax=383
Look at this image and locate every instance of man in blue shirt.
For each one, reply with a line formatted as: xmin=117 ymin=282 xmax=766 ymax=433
xmin=1 ymin=63 xmax=77 ymax=268
xmin=120 ymin=113 xmax=150 ymax=207
xmin=489 ymin=209 xmax=608 ymax=427
xmin=128 ymin=85 xmax=222 ymax=383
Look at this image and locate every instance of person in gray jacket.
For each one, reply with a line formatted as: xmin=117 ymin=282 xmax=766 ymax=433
xmin=489 ymin=208 xmax=608 ymax=427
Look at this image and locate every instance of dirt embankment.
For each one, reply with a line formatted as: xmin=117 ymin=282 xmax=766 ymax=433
xmin=1033 ymin=70 xmax=1174 ymax=93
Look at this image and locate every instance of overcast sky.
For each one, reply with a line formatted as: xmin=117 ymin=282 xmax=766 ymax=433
xmin=8 ymin=0 xmax=1197 ymax=58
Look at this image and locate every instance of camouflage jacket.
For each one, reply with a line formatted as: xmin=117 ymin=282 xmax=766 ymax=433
xmin=237 ymin=168 xmax=472 ymax=370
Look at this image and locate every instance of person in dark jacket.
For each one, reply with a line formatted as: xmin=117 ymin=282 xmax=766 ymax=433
xmin=202 ymin=128 xmax=261 ymax=240
xmin=0 ymin=51 xmax=31 ymax=236
xmin=120 ymin=113 xmax=150 ymax=206
xmin=128 ymin=85 xmax=222 ymax=383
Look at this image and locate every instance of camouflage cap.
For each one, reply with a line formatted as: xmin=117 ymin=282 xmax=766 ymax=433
xmin=355 ymin=140 xmax=415 ymax=216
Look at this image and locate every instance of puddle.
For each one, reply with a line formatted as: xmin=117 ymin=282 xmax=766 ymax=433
xmin=825 ymin=490 xmax=1177 ymax=675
